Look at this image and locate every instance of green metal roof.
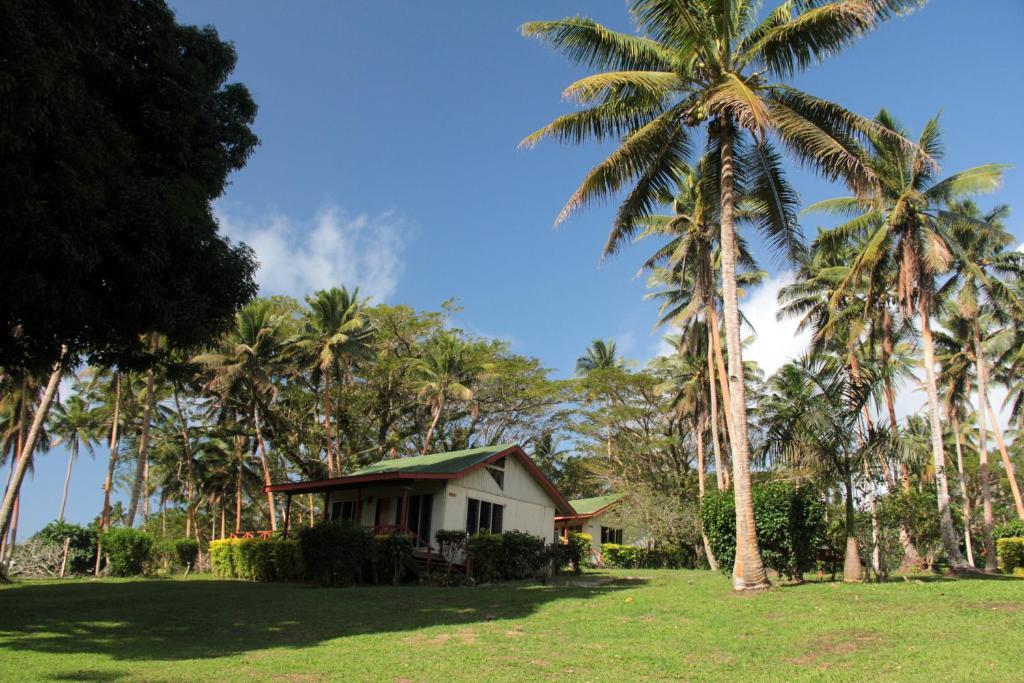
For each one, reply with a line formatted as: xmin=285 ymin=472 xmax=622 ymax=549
xmin=347 ymin=444 xmax=516 ymax=477
xmin=568 ymin=493 xmax=623 ymax=516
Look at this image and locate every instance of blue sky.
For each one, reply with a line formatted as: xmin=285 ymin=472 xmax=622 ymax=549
xmin=15 ymin=0 xmax=1024 ymax=538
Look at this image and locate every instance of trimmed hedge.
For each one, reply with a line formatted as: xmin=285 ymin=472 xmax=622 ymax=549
xmin=602 ymin=544 xmax=690 ymax=569
xmin=298 ymin=520 xmax=373 ymax=587
xmin=567 ymin=532 xmax=591 ymax=571
xmin=209 ymin=538 xmax=304 ymax=582
xmin=100 ymin=528 xmax=154 ymax=576
xmin=996 ymin=537 xmax=1024 ymax=573
xmin=372 ymin=533 xmax=414 ymax=585
xmin=155 ymin=537 xmax=199 ymax=571
xmin=700 ymin=482 xmax=826 ymax=580
xmin=994 ymin=520 xmax=1024 ymax=542
xmin=466 ymin=532 xmax=505 ymax=583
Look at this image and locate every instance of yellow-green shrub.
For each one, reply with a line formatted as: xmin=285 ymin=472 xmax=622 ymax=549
xmin=210 ymin=539 xmax=240 ymax=577
xmin=209 ymin=537 xmax=304 ymax=582
xmin=996 ymin=537 xmax=1024 ymax=573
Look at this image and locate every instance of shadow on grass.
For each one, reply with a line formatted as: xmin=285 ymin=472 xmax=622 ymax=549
xmin=0 ymin=574 xmax=642 ymax=667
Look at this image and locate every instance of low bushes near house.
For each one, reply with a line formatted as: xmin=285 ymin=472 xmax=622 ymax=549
xmin=100 ymin=528 xmax=155 ymax=576
xmin=372 ymin=533 xmax=414 ymax=585
xmin=466 ymin=532 xmax=505 ymax=583
xmin=434 ymin=529 xmax=468 ymax=579
xmin=567 ymin=532 xmax=591 ymax=572
xmin=298 ymin=520 xmax=373 ymax=587
xmin=502 ymin=530 xmax=547 ymax=580
xmin=996 ymin=537 xmax=1024 ymax=573
xmin=601 ymin=543 xmax=690 ymax=569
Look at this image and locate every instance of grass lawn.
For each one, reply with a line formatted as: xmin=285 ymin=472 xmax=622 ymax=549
xmin=1 ymin=570 xmax=1022 ymax=681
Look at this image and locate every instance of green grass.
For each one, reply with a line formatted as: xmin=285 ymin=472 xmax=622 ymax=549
xmin=1 ymin=570 xmax=1021 ymax=681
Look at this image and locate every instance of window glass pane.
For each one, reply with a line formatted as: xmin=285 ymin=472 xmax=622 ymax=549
xmin=466 ymin=498 xmax=479 ymax=535
xmin=491 ymin=504 xmax=503 ymax=533
xmin=480 ymin=501 xmax=492 ymax=533
xmin=487 ymin=466 xmax=504 ymax=489
xmin=418 ymin=494 xmax=433 ymax=543
xmin=331 ymin=502 xmax=342 ymax=520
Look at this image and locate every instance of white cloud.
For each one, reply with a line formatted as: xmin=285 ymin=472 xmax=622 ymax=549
xmin=1018 ymin=242 xmax=1023 ymax=253
xmin=216 ymin=204 xmax=409 ymax=302
xmin=742 ymin=272 xmax=811 ymax=377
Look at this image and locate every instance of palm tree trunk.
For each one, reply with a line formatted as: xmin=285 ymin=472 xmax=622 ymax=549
xmin=983 ymin=395 xmax=1024 ymax=519
xmin=707 ymin=307 xmax=734 ymax=432
xmin=0 ymin=350 xmax=65 ymax=546
xmin=917 ymin=297 xmax=967 ymax=568
xmin=422 ymin=401 xmax=443 ymax=455
xmin=881 ymin=307 xmax=912 ymax=491
xmin=126 ymin=368 xmax=156 ymax=527
xmin=308 ymin=493 xmax=314 ymax=527
xmin=973 ymin=330 xmax=997 ymax=571
xmin=718 ymin=120 xmax=768 ymax=590
xmin=322 ymin=376 xmax=336 ymax=477
xmin=253 ymin=404 xmax=277 ymax=531
xmin=707 ymin=322 xmax=726 ymax=491
xmin=862 ymin=460 xmax=882 ymax=580
xmin=234 ymin=441 xmax=243 ymax=534
xmin=695 ymin=413 xmax=719 ymax=571
xmin=952 ymin=415 xmax=974 ymax=568
xmin=58 ymin=449 xmax=74 ymax=522
xmin=172 ymin=389 xmax=200 ymax=545
xmin=96 ymin=372 xmax=122 ymax=574
xmin=843 ymin=473 xmax=863 ymax=582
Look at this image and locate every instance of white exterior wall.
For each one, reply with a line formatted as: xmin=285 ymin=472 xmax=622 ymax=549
xmin=441 ymin=456 xmax=557 ymax=542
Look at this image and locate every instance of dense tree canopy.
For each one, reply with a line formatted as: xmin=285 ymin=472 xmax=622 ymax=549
xmin=0 ymin=0 xmax=259 ymax=370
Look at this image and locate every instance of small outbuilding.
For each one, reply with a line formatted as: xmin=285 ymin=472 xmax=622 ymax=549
xmin=555 ymin=493 xmax=631 ymax=562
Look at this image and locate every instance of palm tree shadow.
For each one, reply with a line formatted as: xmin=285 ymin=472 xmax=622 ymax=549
xmin=0 ymin=575 xmax=643 ymax=666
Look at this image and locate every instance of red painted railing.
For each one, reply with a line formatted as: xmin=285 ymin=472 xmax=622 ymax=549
xmin=229 ymin=530 xmax=276 ymax=539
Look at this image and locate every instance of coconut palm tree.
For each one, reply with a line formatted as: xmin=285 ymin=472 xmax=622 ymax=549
xmin=290 ymin=287 xmax=374 ymax=476
xmin=49 ymin=392 xmax=99 ymax=521
xmin=807 ymin=111 xmax=1007 ymax=568
xmin=196 ymin=300 xmax=286 ymax=531
xmin=941 ymin=201 xmax=1024 ymax=520
xmin=411 ymin=331 xmax=487 ymax=455
xmin=576 ymin=339 xmax=626 ymax=463
xmin=523 ymin=0 xmax=918 ymax=590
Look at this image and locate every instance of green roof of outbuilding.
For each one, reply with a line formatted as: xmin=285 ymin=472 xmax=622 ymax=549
xmin=567 ymin=493 xmax=623 ymax=516
xmin=347 ymin=444 xmax=517 ymax=477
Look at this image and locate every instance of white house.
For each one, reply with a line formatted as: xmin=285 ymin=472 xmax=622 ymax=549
xmin=267 ymin=444 xmax=574 ymax=560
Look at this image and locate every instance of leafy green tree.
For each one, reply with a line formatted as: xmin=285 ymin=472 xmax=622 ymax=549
xmin=411 ymin=331 xmax=488 ymax=455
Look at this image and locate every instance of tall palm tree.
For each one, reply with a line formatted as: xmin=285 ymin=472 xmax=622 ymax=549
xmin=935 ymin=312 xmax=994 ymax=570
xmin=291 ymin=287 xmax=374 ymax=476
xmin=523 ymin=0 xmax=919 ymax=590
xmin=196 ymin=300 xmax=286 ymax=531
xmin=941 ymin=201 xmax=1024 ymax=520
xmin=808 ymin=111 xmax=1007 ymax=568
xmin=49 ymin=392 xmax=99 ymax=521
xmin=411 ymin=331 xmax=487 ymax=455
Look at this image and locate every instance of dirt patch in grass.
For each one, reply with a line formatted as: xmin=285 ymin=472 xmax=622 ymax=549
xmin=791 ymin=630 xmax=886 ymax=669
xmin=972 ymin=601 xmax=1021 ymax=613
xmin=401 ymin=628 xmax=477 ymax=647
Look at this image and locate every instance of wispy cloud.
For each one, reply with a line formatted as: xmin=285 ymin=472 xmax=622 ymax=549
xmin=216 ymin=204 xmax=410 ymax=302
